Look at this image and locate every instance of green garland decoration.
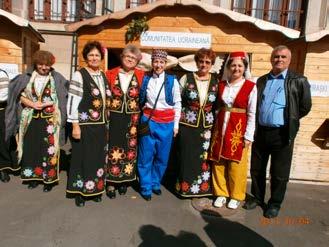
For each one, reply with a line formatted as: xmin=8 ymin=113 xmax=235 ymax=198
xmin=125 ymin=16 xmax=149 ymax=43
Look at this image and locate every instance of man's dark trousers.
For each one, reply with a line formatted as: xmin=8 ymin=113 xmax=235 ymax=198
xmin=250 ymin=125 xmax=294 ymax=209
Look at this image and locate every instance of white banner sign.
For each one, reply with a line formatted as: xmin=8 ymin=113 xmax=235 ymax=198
xmin=309 ymin=80 xmax=329 ymax=97
xmin=0 ymin=63 xmax=19 ymax=79
xmin=140 ymin=31 xmax=211 ymax=49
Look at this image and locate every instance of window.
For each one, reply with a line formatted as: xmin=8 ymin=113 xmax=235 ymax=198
xmin=126 ymin=0 xmax=147 ymax=8
xmin=231 ymin=0 xmax=305 ymax=30
xmin=103 ymin=0 xmax=114 ymax=14
xmin=67 ymin=0 xmax=77 ymax=22
xmin=34 ymin=0 xmax=44 ymax=20
xmin=51 ymin=0 xmax=62 ymax=21
xmin=81 ymin=0 xmax=96 ymax=19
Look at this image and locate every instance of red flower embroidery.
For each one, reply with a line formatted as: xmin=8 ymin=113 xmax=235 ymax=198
xmin=48 ymin=135 xmax=54 ymax=145
xmin=131 ymin=114 xmax=139 ymax=123
xmin=112 ymin=86 xmax=122 ymax=97
xmin=127 ymin=150 xmax=136 ymax=160
xmin=97 ymin=179 xmax=104 ymax=190
xmin=200 ymin=182 xmax=209 ymax=192
xmin=110 ymin=165 xmax=121 ymax=176
xmin=129 ymin=138 xmax=137 ymax=148
xmin=181 ymin=181 xmax=189 ymax=192
xmin=44 ymin=106 xmax=54 ymax=113
xmin=48 ymin=168 xmax=56 ymax=178
xmin=44 ymin=88 xmax=51 ymax=95
xmin=188 ymin=84 xmax=194 ymax=89
xmin=129 ymin=87 xmax=138 ymax=97
xmin=201 ymin=162 xmax=209 ymax=171
xmin=34 ymin=167 xmax=43 ymax=176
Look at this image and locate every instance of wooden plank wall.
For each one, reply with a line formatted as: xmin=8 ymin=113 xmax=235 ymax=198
xmin=0 ymin=18 xmax=23 ymax=72
xmin=76 ymin=6 xmax=328 ymax=182
xmin=291 ymin=37 xmax=329 ymax=182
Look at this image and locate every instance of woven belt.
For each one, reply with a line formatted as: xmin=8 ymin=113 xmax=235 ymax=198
xmin=222 ymin=106 xmax=246 ymax=113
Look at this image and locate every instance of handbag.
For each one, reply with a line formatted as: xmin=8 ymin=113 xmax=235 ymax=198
xmin=138 ymin=80 xmax=165 ymax=137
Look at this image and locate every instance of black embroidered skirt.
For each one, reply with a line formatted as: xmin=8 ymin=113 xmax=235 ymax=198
xmin=21 ymin=117 xmax=59 ymax=184
xmin=175 ymin=124 xmax=213 ymax=197
xmin=106 ymin=112 xmax=139 ymax=184
xmin=67 ymin=124 xmax=107 ymax=196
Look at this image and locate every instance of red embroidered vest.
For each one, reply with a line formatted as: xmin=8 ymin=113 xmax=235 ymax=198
xmin=105 ymin=67 xmax=144 ymax=114
xmin=209 ymin=80 xmax=255 ymax=162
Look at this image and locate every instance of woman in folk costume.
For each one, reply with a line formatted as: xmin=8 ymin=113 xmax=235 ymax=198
xmin=66 ymin=41 xmax=111 ymax=207
xmin=137 ymin=49 xmax=181 ymax=201
xmin=5 ymin=50 xmax=68 ymax=191
xmin=0 ymin=69 xmax=18 ymax=182
xmin=105 ymin=45 xmax=144 ymax=199
xmin=209 ymin=51 xmax=257 ymax=209
xmin=176 ymin=48 xmax=218 ymax=197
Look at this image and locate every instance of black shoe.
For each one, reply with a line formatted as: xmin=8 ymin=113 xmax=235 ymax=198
xmin=93 ymin=195 xmax=102 ymax=203
xmin=142 ymin=195 xmax=152 ymax=201
xmin=43 ymin=184 xmax=54 ymax=192
xmin=106 ymin=190 xmax=116 ymax=199
xmin=0 ymin=171 xmax=10 ymax=183
xmin=243 ymin=198 xmax=263 ymax=210
xmin=75 ymin=195 xmax=85 ymax=207
xmin=27 ymin=181 xmax=39 ymax=189
xmin=118 ymin=185 xmax=127 ymax=195
xmin=263 ymin=207 xmax=280 ymax=218
xmin=152 ymin=189 xmax=162 ymax=195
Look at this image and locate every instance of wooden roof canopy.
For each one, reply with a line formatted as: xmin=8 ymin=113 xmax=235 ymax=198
xmin=65 ymin=0 xmax=300 ymax=39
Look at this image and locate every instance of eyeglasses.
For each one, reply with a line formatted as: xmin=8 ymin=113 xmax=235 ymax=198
xmin=198 ymin=60 xmax=212 ymax=65
xmin=123 ymin=55 xmax=138 ymax=61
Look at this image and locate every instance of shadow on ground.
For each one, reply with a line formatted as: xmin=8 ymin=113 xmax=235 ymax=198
xmin=201 ymin=210 xmax=273 ymax=247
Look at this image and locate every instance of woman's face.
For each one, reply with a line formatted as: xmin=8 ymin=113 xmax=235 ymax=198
xmin=36 ymin=64 xmax=51 ymax=76
xmin=229 ymin=58 xmax=245 ymax=81
xmin=196 ymin=56 xmax=212 ymax=75
xmin=152 ymin=58 xmax=166 ymax=75
xmin=121 ymin=51 xmax=138 ymax=71
xmin=86 ymin=48 xmax=102 ymax=70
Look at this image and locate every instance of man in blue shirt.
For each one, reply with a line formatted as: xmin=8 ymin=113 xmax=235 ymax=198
xmin=243 ymin=45 xmax=312 ymax=218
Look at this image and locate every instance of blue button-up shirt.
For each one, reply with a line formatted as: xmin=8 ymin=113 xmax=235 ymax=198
xmin=259 ymin=69 xmax=287 ymax=127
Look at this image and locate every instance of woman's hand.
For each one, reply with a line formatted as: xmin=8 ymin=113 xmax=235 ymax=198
xmin=174 ymin=128 xmax=179 ymax=137
xmin=244 ymin=139 xmax=251 ymax=148
xmin=32 ymin=101 xmax=44 ymax=110
xmin=72 ymin=123 xmax=81 ymax=140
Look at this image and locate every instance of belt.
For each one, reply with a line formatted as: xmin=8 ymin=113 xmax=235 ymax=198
xmin=221 ymin=106 xmax=246 ymax=113
xmin=258 ymin=125 xmax=285 ymax=130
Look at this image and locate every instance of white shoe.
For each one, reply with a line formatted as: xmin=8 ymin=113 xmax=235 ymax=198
xmin=227 ymin=199 xmax=240 ymax=209
xmin=214 ymin=196 xmax=226 ymax=208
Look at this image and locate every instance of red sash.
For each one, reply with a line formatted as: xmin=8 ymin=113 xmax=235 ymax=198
xmin=143 ymin=108 xmax=175 ymax=123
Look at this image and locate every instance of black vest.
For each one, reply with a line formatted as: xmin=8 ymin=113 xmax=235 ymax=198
xmin=78 ymin=68 xmax=111 ymax=125
xmin=180 ymin=73 xmax=218 ymax=128
xmin=32 ymin=79 xmax=55 ymax=118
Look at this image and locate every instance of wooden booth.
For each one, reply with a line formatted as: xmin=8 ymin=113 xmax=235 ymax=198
xmin=0 ymin=9 xmax=44 ymax=77
xmin=66 ymin=0 xmax=329 ymax=182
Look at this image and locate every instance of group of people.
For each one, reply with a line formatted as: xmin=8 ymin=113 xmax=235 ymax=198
xmin=0 ymin=41 xmax=311 ymax=219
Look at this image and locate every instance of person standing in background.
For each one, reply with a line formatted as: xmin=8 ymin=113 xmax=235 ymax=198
xmin=0 ymin=68 xmax=18 ymax=182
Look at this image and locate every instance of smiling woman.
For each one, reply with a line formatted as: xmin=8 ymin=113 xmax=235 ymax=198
xmin=66 ymin=41 xmax=111 ymax=207
xmin=5 ymin=50 xmax=68 ymax=192
xmin=209 ymin=51 xmax=257 ymax=210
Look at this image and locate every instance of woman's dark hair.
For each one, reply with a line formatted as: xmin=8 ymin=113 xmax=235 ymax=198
xmin=33 ymin=50 xmax=55 ymax=66
xmin=82 ymin=41 xmax=104 ymax=60
xmin=194 ymin=48 xmax=216 ymax=65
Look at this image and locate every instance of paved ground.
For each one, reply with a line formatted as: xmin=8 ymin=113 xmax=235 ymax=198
xmin=1 ymin=170 xmax=328 ymax=247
